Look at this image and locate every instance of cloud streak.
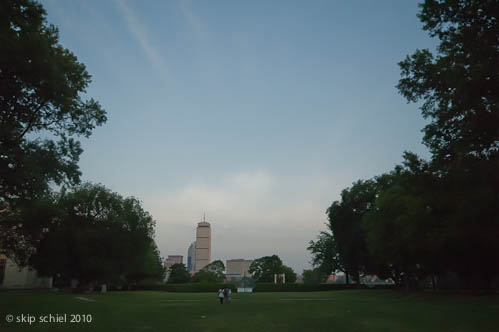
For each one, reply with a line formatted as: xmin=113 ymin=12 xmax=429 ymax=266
xmin=115 ymin=0 xmax=169 ymax=78
xmin=180 ymin=0 xmax=208 ymax=42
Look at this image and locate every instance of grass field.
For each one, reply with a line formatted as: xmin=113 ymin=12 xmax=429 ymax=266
xmin=1 ymin=290 xmax=498 ymax=331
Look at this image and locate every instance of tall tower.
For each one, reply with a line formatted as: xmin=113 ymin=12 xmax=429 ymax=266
xmin=195 ymin=215 xmax=211 ymax=272
xmin=187 ymin=241 xmax=196 ymax=271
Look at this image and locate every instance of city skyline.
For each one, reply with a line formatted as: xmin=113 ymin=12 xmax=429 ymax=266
xmin=40 ymin=0 xmax=434 ymax=273
xmin=168 ymin=218 xmax=257 ymax=274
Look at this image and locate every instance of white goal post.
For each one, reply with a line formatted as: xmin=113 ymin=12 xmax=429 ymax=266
xmin=274 ymin=273 xmax=285 ymax=284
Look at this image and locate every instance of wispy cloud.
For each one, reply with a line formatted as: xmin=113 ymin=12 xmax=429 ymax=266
xmin=179 ymin=0 xmax=219 ymax=77
xmin=180 ymin=0 xmax=208 ymax=42
xmin=115 ymin=0 xmax=169 ymax=78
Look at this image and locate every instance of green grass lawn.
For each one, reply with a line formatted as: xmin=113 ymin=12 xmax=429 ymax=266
xmin=1 ymin=290 xmax=498 ymax=331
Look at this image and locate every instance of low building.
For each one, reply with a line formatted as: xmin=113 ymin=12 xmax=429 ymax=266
xmin=164 ymin=255 xmax=183 ymax=280
xmin=164 ymin=255 xmax=183 ymax=270
xmin=0 ymin=254 xmax=52 ymax=289
xmin=226 ymin=259 xmax=253 ymax=281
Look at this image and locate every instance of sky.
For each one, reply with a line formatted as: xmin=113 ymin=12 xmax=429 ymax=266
xmin=41 ymin=0 xmax=435 ymax=274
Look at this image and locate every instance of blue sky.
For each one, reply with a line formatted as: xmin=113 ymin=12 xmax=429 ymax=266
xmin=41 ymin=0 xmax=435 ymax=273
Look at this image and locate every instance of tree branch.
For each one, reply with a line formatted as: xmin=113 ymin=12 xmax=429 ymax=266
xmin=18 ymin=101 xmax=47 ymax=140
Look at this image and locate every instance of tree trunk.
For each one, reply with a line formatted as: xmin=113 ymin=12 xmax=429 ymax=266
xmin=431 ymin=275 xmax=437 ymax=292
xmin=404 ymin=274 xmax=409 ymax=292
xmin=354 ymin=272 xmax=360 ymax=286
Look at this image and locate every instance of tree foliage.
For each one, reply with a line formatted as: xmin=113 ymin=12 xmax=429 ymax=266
xmin=325 ymin=180 xmax=377 ymax=283
xmin=29 ymin=183 xmax=163 ymax=286
xmin=0 ymin=0 xmax=106 ymax=262
xmin=191 ymin=270 xmax=222 ymax=283
xmin=192 ymin=260 xmax=225 ymax=283
xmin=396 ymin=0 xmax=499 ymax=288
xmin=309 ymin=0 xmax=499 ymax=291
xmin=249 ymin=255 xmax=284 ymax=283
xmin=282 ymin=265 xmax=297 ymax=284
xmin=364 ymin=154 xmax=442 ymax=287
xmin=168 ymin=263 xmax=191 ymax=284
xmin=203 ymin=260 xmax=225 ymax=275
xmin=308 ymin=231 xmax=343 ymax=279
xmin=302 ymin=268 xmax=324 ymax=285
xmin=397 ymin=0 xmax=499 ymax=162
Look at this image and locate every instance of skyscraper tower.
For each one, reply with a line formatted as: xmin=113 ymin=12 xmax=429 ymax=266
xmin=187 ymin=241 xmax=196 ymax=271
xmin=195 ymin=214 xmax=211 ymax=272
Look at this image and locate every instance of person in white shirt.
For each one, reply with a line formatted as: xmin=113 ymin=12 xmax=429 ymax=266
xmin=218 ymin=289 xmax=224 ymax=304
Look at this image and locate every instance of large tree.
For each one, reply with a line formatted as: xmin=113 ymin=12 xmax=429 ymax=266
xmin=281 ymin=265 xmax=297 ymax=284
xmin=309 ymin=0 xmax=499 ymax=291
xmin=397 ymin=0 xmax=499 ymax=163
xmin=192 ymin=260 xmax=225 ymax=283
xmin=308 ymin=231 xmax=343 ymax=280
xmin=249 ymin=255 xmax=284 ymax=282
xmin=30 ymin=184 xmax=162 ymax=287
xmin=191 ymin=270 xmax=222 ymax=283
xmin=364 ymin=153 xmax=444 ymax=289
xmin=326 ymin=180 xmax=377 ymax=284
xmin=167 ymin=264 xmax=191 ymax=284
xmin=0 ymin=0 xmax=106 ymax=262
xmin=302 ymin=268 xmax=323 ymax=285
xmin=127 ymin=241 xmax=165 ymax=285
xmin=397 ymin=0 xmax=499 ymax=288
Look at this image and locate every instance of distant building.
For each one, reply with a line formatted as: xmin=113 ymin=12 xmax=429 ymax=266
xmin=187 ymin=242 xmax=196 ymax=271
xmin=0 ymin=253 xmax=52 ymax=289
xmin=327 ymin=273 xmax=341 ymax=283
xmin=164 ymin=255 xmax=183 ymax=271
xmin=226 ymin=259 xmax=253 ymax=281
xmin=195 ymin=217 xmax=211 ymax=272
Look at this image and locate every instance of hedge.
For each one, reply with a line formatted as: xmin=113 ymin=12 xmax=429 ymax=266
xmin=131 ymin=283 xmax=235 ymax=292
xmin=252 ymin=283 xmax=395 ymax=292
xmin=130 ymin=282 xmax=394 ymax=292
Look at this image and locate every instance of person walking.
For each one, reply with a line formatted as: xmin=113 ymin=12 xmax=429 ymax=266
xmin=227 ymin=288 xmax=232 ymax=303
xmin=218 ymin=288 xmax=224 ymax=304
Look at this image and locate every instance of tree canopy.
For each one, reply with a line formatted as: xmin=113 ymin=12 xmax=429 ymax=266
xmin=310 ymin=0 xmax=499 ymax=290
xmin=281 ymin=265 xmax=297 ymax=284
xmin=325 ymin=179 xmax=377 ymax=283
xmin=168 ymin=263 xmax=191 ymax=284
xmin=249 ymin=255 xmax=283 ymax=282
xmin=307 ymin=231 xmax=342 ymax=280
xmin=397 ymin=0 xmax=499 ymax=162
xmin=29 ymin=183 xmax=163 ymax=287
xmin=192 ymin=260 xmax=225 ymax=283
xmin=249 ymin=255 xmax=295 ymax=283
xmin=396 ymin=0 xmax=499 ymax=288
xmin=302 ymin=268 xmax=324 ymax=285
xmin=0 ymin=0 xmax=106 ymax=263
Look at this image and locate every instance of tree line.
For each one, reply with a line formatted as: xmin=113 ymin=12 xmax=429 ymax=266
xmin=167 ymin=255 xmax=297 ymax=284
xmin=0 ymin=0 xmax=164 ymax=289
xmin=308 ymin=0 xmax=499 ymax=290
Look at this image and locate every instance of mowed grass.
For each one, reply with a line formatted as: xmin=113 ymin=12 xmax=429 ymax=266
xmin=1 ymin=290 xmax=498 ymax=331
